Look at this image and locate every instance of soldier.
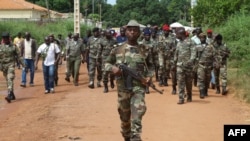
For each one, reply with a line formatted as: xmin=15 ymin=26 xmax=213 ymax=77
xmin=213 ymin=34 xmax=230 ymax=95
xmin=83 ymin=29 xmax=92 ymax=72
xmin=151 ymin=28 xmax=160 ymax=82
xmin=20 ymin=32 xmax=37 ymax=87
xmin=191 ymin=27 xmax=202 ymax=87
xmin=104 ymin=20 xmax=154 ymax=141
xmin=65 ymin=33 xmax=85 ymax=86
xmin=0 ymin=32 xmax=25 ymax=103
xmin=196 ymin=33 xmax=216 ymax=98
xmin=57 ymin=34 xmax=66 ymax=65
xmin=174 ymin=27 xmax=196 ymax=104
xmin=101 ymin=29 xmax=117 ymax=93
xmin=158 ymin=24 xmax=175 ymax=87
xmin=139 ymin=27 xmax=154 ymax=94
xmin=35 ymin=36 xmax=61 ymax=94
xmin=86 ymin=27 xmax=103 ymax=88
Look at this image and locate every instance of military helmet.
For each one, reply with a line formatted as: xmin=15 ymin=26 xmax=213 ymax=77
xmin=127 ymin=20 xmax=140 ymax=27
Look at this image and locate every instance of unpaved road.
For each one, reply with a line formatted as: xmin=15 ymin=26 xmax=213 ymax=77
xmin=0 ymin=62 xmax=249 ymax=141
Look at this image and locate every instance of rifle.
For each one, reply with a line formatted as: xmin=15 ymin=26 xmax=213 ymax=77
xmin=119 ymin=64 xmax=164 ymax=94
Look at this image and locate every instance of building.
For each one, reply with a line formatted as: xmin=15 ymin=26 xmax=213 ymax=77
xmin=0 ymin=0 xmax=63 ymax=21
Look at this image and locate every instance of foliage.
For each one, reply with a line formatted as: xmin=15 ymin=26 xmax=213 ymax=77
xmin=0 ymin=20 xmax=89 ymax=45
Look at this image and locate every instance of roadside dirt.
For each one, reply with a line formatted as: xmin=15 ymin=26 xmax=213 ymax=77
xmin=0 ymin=61 xmax=249 ymax=141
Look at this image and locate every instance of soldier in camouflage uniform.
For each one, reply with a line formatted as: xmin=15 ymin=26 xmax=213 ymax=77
xmin=213 ymin=34 xmax=230 ymax=95
xmin=151 ymin=28 xmax=160 ymax=81
xmin=101 ymin=29 xmax=117 ymax=93
xmin=174 ymin=27 xmax=196 ymax=104
xmin=0 ymin=32 xmax=25 ymax=103
xmin=105 ymin=20 xmax=154 ymax=141
xmin=139 ymin=27 xmax=154 ymax=94
xmin=86 ymin=27 xmax=103 ymax=88
xmin=196 ymin=33 xmax=216 ymax=98
xmin=158 ymin=24 xmax=175 ymax=87
xmin=65 ymin=33 xmax=85 ymax=86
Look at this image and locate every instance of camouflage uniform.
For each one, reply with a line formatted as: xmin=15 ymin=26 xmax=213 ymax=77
xmin=87 ymin=35 xmax=103 ymax=88
xmin=0 ymin=32 xmax=25 ymax=103
xmin=213 ymin=42 xmax=230 ymax=94
xmin=196 ymin=43 xmax=216 ymax=98
xmin=65 ymin=37 xmax=85 ymax=86
xmin=105 ymin=20 xmax=154 ymax=141
xmin=158 ymin=34 xmax=175 ymax=86
xmin=174 ymin=38 xmax=196 ymax=103
xmin=151 ymin=34 xmax=160 ymax=81
xmin=101 ymin=36 xmax=117 ymax=93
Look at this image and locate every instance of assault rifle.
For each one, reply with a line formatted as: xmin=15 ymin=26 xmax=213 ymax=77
xmin=119 ymin=64 xmax=164 ymax=94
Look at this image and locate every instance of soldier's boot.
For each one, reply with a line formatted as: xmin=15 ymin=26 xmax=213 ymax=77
xmin=10 ymin=91 xmax=16 ymax=100
xmin=163 ymin=77 xmax=168 ymax=86
xmin=103 ymin=83 xmax=109 ymax=93
xmin=200 ymin=89 xmax=205 ymax=99
xmin=130 ymin=134 xmax=142 ymax=141
xmin=97 ymin=81 xmax=102 ymax=87
xmin=145 ymin=86 xmax=150 ymax=94
xmin=65 ymin=77 xmax=70 ymax=82
xmin=222 ymin=86 xmax=227 ymax=95
xmin=177 ymin=99 xmax=184 ymax=105
xmin=110 ymin=80 xmax=115 ymax=89
xmin=211 ymin=83 xmax=215 ymax=89
xmin=5 ymin=92 xmax=12 ymax=103
xmin=204 ymin=88 xmax=208 ymax=96
xmin=187 ymin=93 xmax=192 ymax=102
xmin=124 ymin=138 xmax=130 ymax=141
xmin=158 ymin=76 xmax=163 ymax=86
xmin=216 ymin=86 xmax=221 ymax=94
xmin=88 ymin=81 xmax=94 ymax=89
xmin=171 ymin=85 xmax=176 ymax=95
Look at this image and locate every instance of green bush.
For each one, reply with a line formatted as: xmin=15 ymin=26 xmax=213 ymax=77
xmin=0 ymin=20 xmax=89 ymax=45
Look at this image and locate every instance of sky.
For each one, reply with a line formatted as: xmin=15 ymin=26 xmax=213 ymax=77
xmin=107 ymin=0 xmax=116 ymax=5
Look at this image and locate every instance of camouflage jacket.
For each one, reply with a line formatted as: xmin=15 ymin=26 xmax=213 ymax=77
xmin=213 ymin=42 xmax=230 ymax=65
xmin=174 ymin=38 xmax=196 ymax=68
xmin=196 ymin=43 xmax=216 ymax=67
xmin=105 ymin=42 xmax=154 ymax=78
xmin=87 ymin=36 xmax=103 ymax=59
xmin=101 ymin=37 xmax=117 ymax=60
xmin=158 ymin=35 xmax=176 ymax=66
xmin=0 ymin=43 xmax=24 ymax=67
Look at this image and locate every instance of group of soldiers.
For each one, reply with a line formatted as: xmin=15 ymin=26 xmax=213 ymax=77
xmin=0 ymin=19 xmax=230 ymax=141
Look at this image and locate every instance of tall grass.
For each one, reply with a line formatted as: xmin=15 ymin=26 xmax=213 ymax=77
xmin=0 ymin=20 xmax=90 ymax=45
xmin=213 ymin=12 xmax=250 ymax=103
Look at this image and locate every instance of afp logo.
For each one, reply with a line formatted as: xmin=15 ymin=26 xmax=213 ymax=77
xmin=224 ymin=125 xmax=250 ymax=141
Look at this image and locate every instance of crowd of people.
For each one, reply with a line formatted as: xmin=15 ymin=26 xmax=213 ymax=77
xmin=0 ymin=19 xmax=230 ymax=141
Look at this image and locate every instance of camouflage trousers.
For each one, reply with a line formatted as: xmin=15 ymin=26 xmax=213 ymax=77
xmin=214 ymin=64 xmax=228 ymax=87
xmin=170 ymin=66 xmax=177 ymax=86
xmin=116 ymin=78 xmax=146 ymax=140
xmin=88 ymin=57 xmax=102 ymax=82
xmin=159 ymin=58 xmax=170 ymax=78
xmin=1 ymin=64 xmax=15 ymax=92
xmin=197 ymin=65 xmax=212 ymax=90
xmin=177 ymin=67 xmax=193 ymax=100
xmin=66 ymin=56 xmax=81 ymax=83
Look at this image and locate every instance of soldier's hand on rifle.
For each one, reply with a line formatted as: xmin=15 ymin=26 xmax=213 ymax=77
xmin=112 ymin=66 xmax=122 ymax=76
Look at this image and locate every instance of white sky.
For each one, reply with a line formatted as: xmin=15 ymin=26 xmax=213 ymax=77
xmin=107 ymin=0 xmax=116 ymax=5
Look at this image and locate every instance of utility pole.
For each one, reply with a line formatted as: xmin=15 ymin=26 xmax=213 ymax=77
xmin=74 ymin=0 xmax=80 ymax=35
xmin=99 ymin=3 xmax=101 ymax=22
xmin=191 ymin=0 xmax=197 ymax=27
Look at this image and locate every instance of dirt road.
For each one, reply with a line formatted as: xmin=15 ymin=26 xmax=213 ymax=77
xmin=0 ymin=62 xmax=249 ymax=141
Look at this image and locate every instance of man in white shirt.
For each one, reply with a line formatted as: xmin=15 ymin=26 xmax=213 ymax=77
xmin=35 ymin=36 xmax=61 ymax=94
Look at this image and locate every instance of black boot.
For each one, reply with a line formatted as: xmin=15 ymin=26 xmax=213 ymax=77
xmin=10 ymin=91 xmax=16 ymax=100
xmin=222 ymin=86 xmax=227 ymax=95
xmin=88 ymin=81 xmax=94 ymax=89
xmin=172 ymin=85 xmax=176 ymax=95
xmin=177 ymin=99 xmax=184 ymax=104
xmin=163 ymin=77 xmax=168 ymax=86
xmin=103 ymin=83 xmax=108 ymax=93
xmin=110 ymin=80 xmax=115 ymax=89
xmin=124 ymin=138 xmax=130 ymax=141
xmin=200 ymin=89 xmax=205 ymax=99
xmin=216 ymin=86 xmax=220 ymax=94
xmin=187 ymin=93 xmax=192 ymax=102
xmin=145 ymin=86 xmax=150 ymax=94
xmin=5 ymin=92 xmax=12 ymax=103
xmin=204 ymin=88 xmax=208 ymax=96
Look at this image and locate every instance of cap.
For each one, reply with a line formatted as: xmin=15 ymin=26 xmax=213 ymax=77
xmin=127 ymin=20 xmax=140 ymax=27
xmin=207 ymin=29 xmax=213 ymax=33
xmin=2 ymin=32 xmax=10 ymax=37
xmin=162 ymin=24 xmax=170 ymax=31
xmin=214 ymin=34 xmax=223 ymax=40
xmin=143 ymin=28 xmax=151 ymax=35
